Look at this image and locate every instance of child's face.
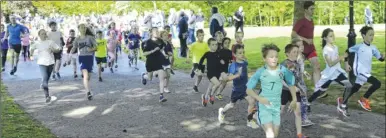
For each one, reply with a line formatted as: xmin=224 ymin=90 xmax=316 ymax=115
xmin=223 ymin=39 xmax=230 ymax=49
xmin=70 ymin=31 xmax=75 ymax=37
xmin=50 ymin=24 xmax=57 ymax=31
xmin=209 ymin=41 xmax=218 ymax=52
xmin=151 ymin=29 xmax=159 ymax=38
xmin=324 ymin=31 xmax=335 ymax=45
xmin=296 ymin=41 xmax=304 ymax=53
xmin=165 ymin=27 xmax=170 ymax=33
xmin=215 ymin=33 xmax=224 ymax=43
xmin=235 ymin=33 xmax=243 ymax=43
xmin=362 ymin=29 xmax=374 ymax=44
xmin=264 ymin=50 xmax=279 ymax=68
xmin=38 ymin=30 xmax=47 ymax=40
xmin=161 ymin=33 xmax=168 ymax=41
xmin=97 ymin=33 xmax=103 ymax=39
xmin=78 ymin=25 xmax=86 ymax=35
xmin=235 ymin=48 xmax=245 ymax=61
xmin=197 ymin=32 xmax=204 ymax=42
xmin=286 ymin=47 xmax=299 ymax=61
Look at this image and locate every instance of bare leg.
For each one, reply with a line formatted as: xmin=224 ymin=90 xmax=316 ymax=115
xmin=82 ymin=69 xmax=91 ymax=92
xmin=309 ymin=57 xmax=321 ymax=85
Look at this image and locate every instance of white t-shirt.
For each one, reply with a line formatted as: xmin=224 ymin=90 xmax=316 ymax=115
xmin=349 ymin=42 xmax=383 ymax=76
xmin=47 ymin=31 xmax=63 ymax=47
xmin=30 ymin=40 xmax=61 ymax=66
xmin=321 ymin=45 xmax=346 ymax=80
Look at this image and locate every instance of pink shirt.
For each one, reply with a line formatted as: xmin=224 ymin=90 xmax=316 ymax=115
xmin=21 ymin=33 xmax=30 ymax=46
xmin=107 ymin=38 xmax=117 ymax=52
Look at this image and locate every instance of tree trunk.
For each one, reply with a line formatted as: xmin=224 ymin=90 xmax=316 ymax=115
xmin=293 ymin=1 xmax=305 ymax=27
xmin=329 ymin=1 xmax=334 ymax=25
xmin=258 ymin=4 xmax=262 ymax=26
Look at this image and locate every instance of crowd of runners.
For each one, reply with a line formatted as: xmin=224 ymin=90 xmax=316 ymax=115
xmin=1 ymin=1 xmax=384 ymax=138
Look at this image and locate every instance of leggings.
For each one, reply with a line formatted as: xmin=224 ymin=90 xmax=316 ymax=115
xmin=22 ymin=45 xmax=30 ymax=59
xmin=1 ymin=49 xmax=8 ymax=68
xmin=308 ymin=73 xmax=352 ymax=103
xmin=342 ymin=76 xmax=381 ymax=105
xmin=39 ymin=64 xmax=54 ymax=97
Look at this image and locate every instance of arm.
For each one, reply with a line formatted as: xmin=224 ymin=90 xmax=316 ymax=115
xmin=142 ymin=41 xmax=159 ymax=56
xmin=50 ymin=40 xmax=62 ymax=52
xmin=372 ymin=46 xmax=385 ymax=61
xmin=69 ymin=38 xmax=78 ymax=54
xmin=283 ymin=67 xmax=297 ymax=101
xmin=29 ymin=43 xmax=36 ymax=57
xmin=246 ymin=70 xmax=263 ymax=101
xmin=227 ymin=63 xmax=242 ymax=81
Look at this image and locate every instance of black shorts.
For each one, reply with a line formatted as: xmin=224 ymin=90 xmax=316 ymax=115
xmin=146 ymin=59 xmax=163 ymax=72
xmin=281 ymin=90 xmax=301 ymax=105
xmin=231 ymin=90 xmax=247 ymax=103
xmin=192 ymin=63 xmax=205 ymax=73
xmin=220 ymin=65 xmax=228 ymax=73
xmin=207 ymin=71 xmax=221 ymax=80
xmin=54 ymin=50 xmax=63 ymax=60
xmin=95 ymin=57 xmax=107 ymax=64
xmin=10 ymin=44 xmax=22 ymax=54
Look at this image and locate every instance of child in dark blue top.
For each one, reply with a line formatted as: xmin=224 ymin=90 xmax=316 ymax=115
xmin=217 ymin=44 xmax=258 ymax=129
xmin=127 ymin=25 xmax=141 ymax=69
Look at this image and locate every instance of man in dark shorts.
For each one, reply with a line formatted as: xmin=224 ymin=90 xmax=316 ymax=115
xmin=3 ymin=15 xmax=28 ymax=75
xmin=292 ymin=1 xmax=321 ymax=85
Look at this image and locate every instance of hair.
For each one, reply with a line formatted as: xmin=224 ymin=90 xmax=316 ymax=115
xmin=108 ymin=22 xmax=116 ymax=30
xmin=321 ymin=28 xmax=334 ymax=48
xmin=284 ymin=44 xmax=299 ymax=54
xmin=304 ymin=1 xmax=315 ymax=10
xmin=235 ymin=31 xmax=244 ymax=37
xmin=232 ymin=44 xmax=244 ymax=54
xmin=160 ymin=30 xmax=168 ymax=38
xmin=360 ymin=26 xmax=374 ymax=36
xmin=261 ymin=43 xmax=280 ymax=58
xmin=49 ymin=21 xmax=57 ymax=27
xmin=78 ymin=24 xmax=95 ymax=37
xmin=163 ymin=25 xmax=170 ymax=30
xmin=96 ymin=30 xmax=103 ymax=34
xmin=222 ymin=37 xmax=231 ymax=45
xmin=38 ymin=29 xmax=46 ymax=36
xmin=291 ymin=37 xmax=302 ymax=45
xmin=207 ymin=38 xmax=217 ymax=46
xmin=211 ymin=7 xmax=218 ymax=14
xmin=196 ymin=29 xmax=204 ymax=35
xmin=69 ymin=29 xmax=75 ymax=33
xmin=215 ymin=31 xmax=224 ymax=37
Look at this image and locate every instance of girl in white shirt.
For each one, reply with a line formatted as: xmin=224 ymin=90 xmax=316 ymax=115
xmin=307 ymin=28 xmax=353 ymax=117
xmin=30 ymin=29 xmax=62 ymax=103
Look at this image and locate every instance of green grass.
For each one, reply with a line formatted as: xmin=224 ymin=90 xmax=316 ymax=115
xmin=1 ymin=83 xmax=56 ymax=138
xmin=173 ymin=31 xmax=386 ymax=114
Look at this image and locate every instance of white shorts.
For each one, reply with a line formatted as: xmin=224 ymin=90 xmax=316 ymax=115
xmin=69 ymin=53 xmax=78 ymax=60
xmin=355 ymin=72 xmax=371 ymax=85
xmin=314 ymin=71 xmax=347 ymax=92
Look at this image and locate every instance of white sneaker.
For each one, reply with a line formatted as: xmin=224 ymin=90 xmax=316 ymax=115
xmin=302 ymin=119 xmax=314 ymax=127
xmin=164 ymin=88 xmax=171 ymax=93
xmin=218 ymin=108 xmax=225 ymax=124
xmin=247 ymin=120 xmax=259 ymax=129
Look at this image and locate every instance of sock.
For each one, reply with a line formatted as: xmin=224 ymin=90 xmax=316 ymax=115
xmin=222 ymin=103 xmax=233 ymax=113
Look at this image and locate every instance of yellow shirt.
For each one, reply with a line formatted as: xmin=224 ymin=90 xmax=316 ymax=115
xmin=188 ymin=42 xmax=209 ymax=63
xmin=95 ymin=39 xmax=107 ymax=58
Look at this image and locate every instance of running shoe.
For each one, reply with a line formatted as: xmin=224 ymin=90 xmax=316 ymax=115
xmin=201 ymin=94 xmax=207 ymax=107
xmin=115 ymin=65 xmax=118 ymax=68
xmin=301 ymin=119 xmax=314 ymax=127
xmin=141 ymin=73 xmax=147 ymax=85
xmin=247 ymin=119 xmax=259 ymax=129
xmin=210 ymin=95 xmax=215 ymax=104
xmin=99 ymin=77 xmax=103 ymax=82
xmin=56 ymin=72 xmax=61 ymax=79
xmin=358 ymin=97 xmax=372 ymax=111
xmin=87 ymin=92 xmax=93 ymax=100
xmin=218 ymin=108 xmax=225 ymax=124
xmin=215 ymin=94 xmax=223 ymax=101
xmin=164 ymin=88 xmax=171 ymax=93
xmin=45 ymin=96 xmax=51 ymax=103
xmin=193 ymin=86 xmax=199 ymax=93
xmin=159 ymin=95 xmax=167 ymax=102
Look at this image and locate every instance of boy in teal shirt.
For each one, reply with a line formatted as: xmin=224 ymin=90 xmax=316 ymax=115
xmin=246 ymin=43 xmax=297 ymax=138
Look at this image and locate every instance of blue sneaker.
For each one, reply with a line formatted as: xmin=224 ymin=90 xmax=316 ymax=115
xmin=159 ymin=95 xmax=167 ymax=102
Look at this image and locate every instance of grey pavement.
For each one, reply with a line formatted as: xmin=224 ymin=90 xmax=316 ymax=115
xmin=2 ymin=53 xmax=386 ymax=138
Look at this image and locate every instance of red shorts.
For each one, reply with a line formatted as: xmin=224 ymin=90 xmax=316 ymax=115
xmin=304 ymin=50 xmax=318 ymax=59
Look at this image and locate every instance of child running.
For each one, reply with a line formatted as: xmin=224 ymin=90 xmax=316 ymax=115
xmin=291 ymin=38 xmax=314 ymax=126
xmin=21 ymin=27 xmax=31 ymax=61
xmin=141 ymin=27 xmax=168 ymax=103
xmin=218 ymin=44 xmax=259 ymax=129
xmin=338 ymin=26 xmax=384 ymax=115
xmin=95 ymin=30 xmax=108 ymax=82
xmin=68 ymin=24 xmax=97 ymax=100
xmin=246 ymin=43 xmax=297 ymax=138
xmin=187 ymin=29 xmax=209 ymax=93
xmin=107 ymin=30 xmax=118 ymax=73
xmin=163 ymin=25 xmax=175 ymax=69
xmin=280 ymin=44 xmax=309 ymax=138
xmin=216 ymin=37 xmax=233 ymax=100
xmin=47 ymin=21 xmax=65 ymax=80
xmin=307 ymin=28 xmax=353 ymax=117
xmin=30 ymin=29 xmax=62 ymax=103
xmin=197 ymin=38 xmax=222 ymax=106
xmin=63 ymin=29 xmax=78 ymax=78
xmin=127 ymin=25 xmax=141 ymax=69
xmin=160 ymin=30 xmax=173 ymax=93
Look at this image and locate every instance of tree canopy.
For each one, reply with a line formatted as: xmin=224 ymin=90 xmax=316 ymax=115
xmin=1 ymin=1 xmax=384 ymax=26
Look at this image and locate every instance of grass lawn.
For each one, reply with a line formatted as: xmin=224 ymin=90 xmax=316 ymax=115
xmin=172 ymin=31 xmax=386 ymax=114
xmin=1 ymin=83 xmax=56 ymax=138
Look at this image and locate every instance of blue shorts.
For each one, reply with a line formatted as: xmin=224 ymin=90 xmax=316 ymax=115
xmin=79 ymin=55 xmax=94 ymax=72
xmin=256 ymin=102 xmax=281 ymax=126
xmin=231 ymin=90 xmax=247 ymax=103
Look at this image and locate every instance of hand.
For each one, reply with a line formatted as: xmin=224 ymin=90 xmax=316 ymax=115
xmin=258 ymin=97 xmax=271 ymax=106
xmin=154 ymin=47 xmax=160 ymax=51
xmin=295 ymin=86 xmax=300 ymax=92
xmin=288 ymin=101 xmax=297 ymax=113
xmin=220 ymin=60 xmax=225 ymax=65
xmin=345 ymin=65 xmax=352 ymax=72
xmin=237 ymin=67 xmax=243 ymax=74
xmin=305 ymin=39 xmax=313 ymax=45
xmin=304 ymin=71 xmax=311 ymax=80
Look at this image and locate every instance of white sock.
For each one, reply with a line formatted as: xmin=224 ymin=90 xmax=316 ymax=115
xmin=341 ymin=104 xmax=347 ymax=108
xmin=222 ymin=103 xmax=234 ymax=113
xmin=144 ymin=74 xmax=149 ymax=80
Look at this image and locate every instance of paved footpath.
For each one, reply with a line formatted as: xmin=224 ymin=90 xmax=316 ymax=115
xmin=2 ymin=53 xmax=385 ymax=138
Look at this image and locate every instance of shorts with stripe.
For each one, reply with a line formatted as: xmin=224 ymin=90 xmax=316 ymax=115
xmin=256 ymin=102 xmax=281 ymax=126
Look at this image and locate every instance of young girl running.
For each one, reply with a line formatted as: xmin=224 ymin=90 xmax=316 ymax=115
xmin=187 ymin=29 xmax=209 ymax=93
xmin=95 ymin=31 xmax=108 ymax=82
xmin=141 ymin=27 xmax=168 ymax=103
xmin=107 ymin=30 xmax=118 ymax=73
xmin=68 ymin=24 xmax=97 ymax=100
xmin=218 ymin=44 xmax=258 ymax=129
xmin=30 ymin=29 xmax=62 ymax=103
xmin=197 ymin=38 xmax=222 ymax=106
xmin=63 ymin=29 xmax=78 ymax=78
xmin=216 ymin=37 xmax=233 ymax=100
xmin=127 ymin=25 xmax=141 ymax=69
xmin=21 ymin=28 xmax=31 ymax=61
xmin=160 ymin=30 xmax=173 ymax=93
xmin=338 ymin=26 xmax=384 ymax=115
xmin=307 ymin=28 xmax=353 ymax=117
